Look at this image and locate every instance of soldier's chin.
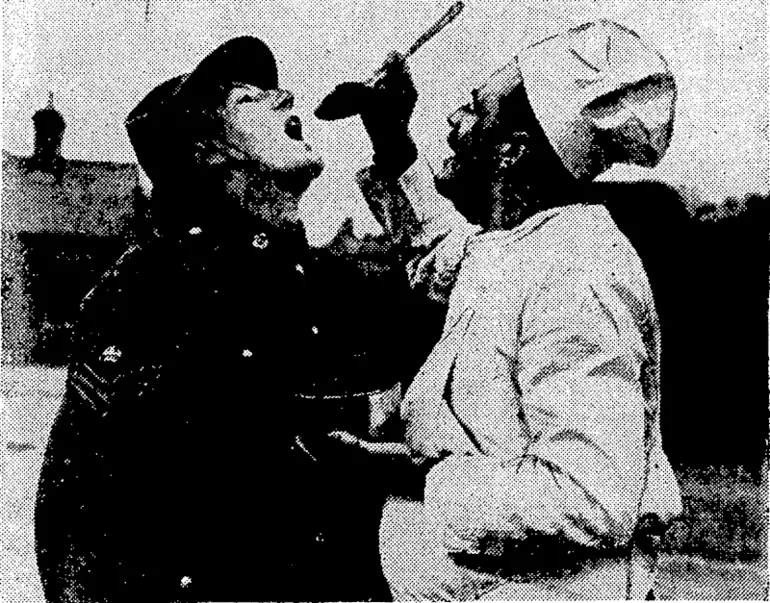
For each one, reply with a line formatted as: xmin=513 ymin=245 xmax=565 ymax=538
xmin=286 ymin=144 xmax=324 ymax=177
xmin=275 ymin=206 xmax=307 ymax=237
xmin=282 ymin=204 xmax=302 ymax=224
xmin=274 ymin=152 xmax=325 ymax=197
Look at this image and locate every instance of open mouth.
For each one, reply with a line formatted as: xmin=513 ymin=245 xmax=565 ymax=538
xmin=284 ymin=115 xmax=304 ymax=141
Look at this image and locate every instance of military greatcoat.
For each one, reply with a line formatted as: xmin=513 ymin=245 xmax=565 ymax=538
xmin=35 ymin=204 xmax=423 ymax=601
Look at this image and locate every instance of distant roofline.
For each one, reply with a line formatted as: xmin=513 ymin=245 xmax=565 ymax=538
xmin=3 ymin=149 xmax=137 ymax=169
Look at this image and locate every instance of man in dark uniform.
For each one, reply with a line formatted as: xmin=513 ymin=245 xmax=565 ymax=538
xmin=35 ymin=37 xmax=435 ymax=602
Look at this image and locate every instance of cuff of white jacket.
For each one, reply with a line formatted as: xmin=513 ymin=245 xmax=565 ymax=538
xmin=424 ymin=455 xmax=627 ymax=555
xmin=397 ymin=158 xmax=472 ymax=247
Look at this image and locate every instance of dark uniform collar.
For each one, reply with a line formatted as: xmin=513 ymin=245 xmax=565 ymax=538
xmin=145 ymin=174 xmax=312 ymax=271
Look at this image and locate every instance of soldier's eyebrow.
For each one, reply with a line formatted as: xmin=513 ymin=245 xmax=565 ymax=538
xmin=227 ymin=83 xmax=270 ymax=105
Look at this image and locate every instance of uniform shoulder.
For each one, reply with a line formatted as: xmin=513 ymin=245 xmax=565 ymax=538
xmin=73 ymin=244 xmax=169 ymax=362
xmin=539 ymin=205 xmax=654 ymax=308
xmin=80 ymin=245 xmax=157 ymax=315
xmin=545 ymin=203 xmax=638 ymax=270
xmin=485 ymin=204 xmax=643 ymax=292
xmin=472 ymin=204 xmax=612 ymax=265
xmin=67 ymin=244 xmax=173 ymax=408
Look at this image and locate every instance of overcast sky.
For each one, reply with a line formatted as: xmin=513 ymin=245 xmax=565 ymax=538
xmin=3 ymin=0 xmax=768 ymax=243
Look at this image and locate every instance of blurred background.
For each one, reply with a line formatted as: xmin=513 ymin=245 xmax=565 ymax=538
xmin=2 ymin=1 xmax=768 ymax=600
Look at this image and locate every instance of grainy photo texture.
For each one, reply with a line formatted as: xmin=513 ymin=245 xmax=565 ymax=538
xmin=2 ymin=1 xmax=768 ymax=601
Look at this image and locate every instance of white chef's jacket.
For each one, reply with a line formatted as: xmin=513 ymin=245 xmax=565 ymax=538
xmin=358 ymin=159 xmax=682 ymax=600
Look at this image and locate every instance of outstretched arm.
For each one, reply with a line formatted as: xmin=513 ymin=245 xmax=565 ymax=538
xmin=359 ymin=158 xmax=480 ymax=304
xmin=321 ymin=53 xmax=481 ymax=303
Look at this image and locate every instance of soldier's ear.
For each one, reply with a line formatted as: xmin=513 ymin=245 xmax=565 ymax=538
xmin=194 ymin=140 xmax=224 ymax=166
xmin=194 ymin=138 xmax=249 ymax=166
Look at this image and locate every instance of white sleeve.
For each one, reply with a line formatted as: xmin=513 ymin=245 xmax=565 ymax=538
xmin=424 ymin=268 xmax=651 ymax=551
xmin=357 ymin=157 xmax=481 ymax=304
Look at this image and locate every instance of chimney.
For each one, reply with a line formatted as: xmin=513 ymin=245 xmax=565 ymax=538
xmin=32 ymin=92 xmax=66 ymax=167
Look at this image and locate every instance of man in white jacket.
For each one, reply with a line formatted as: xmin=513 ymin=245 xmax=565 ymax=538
xmin=319 ymin=19 xmax=682 ymax=600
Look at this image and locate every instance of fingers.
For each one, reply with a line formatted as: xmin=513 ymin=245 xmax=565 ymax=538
xmin=374 ymin=52 xmax=412 ymax=87
xmin=327 ymin=432 xmax=412 ymax=458
xmin=328 ymin=430 xmax=362 ymax=447
xmin=383 ymin=50 xmax=406 ymax=67
xmin=366 ymin=51 xmax=412 ymax=92
xmin=373 ymin=51 xmax=404 ymax=79
xmin=315 ymin=49 xmax=416 ymax=122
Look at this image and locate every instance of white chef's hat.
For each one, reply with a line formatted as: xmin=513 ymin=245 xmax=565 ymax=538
xmin=517 ymin=19 xmax=676 ymax=180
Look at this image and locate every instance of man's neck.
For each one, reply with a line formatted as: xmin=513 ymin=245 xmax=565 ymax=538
xmin=486 ymin=188 xmax=543 ymax=231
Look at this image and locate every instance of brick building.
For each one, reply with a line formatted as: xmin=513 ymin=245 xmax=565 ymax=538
xmin=2 ymin=96 xmax=140 ymax=364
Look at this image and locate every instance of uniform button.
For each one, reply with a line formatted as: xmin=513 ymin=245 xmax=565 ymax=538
xmin=242 ymin=349 xmax=253 ymax=358
xmin=100 ymin=345 xmax=122 ymax=363
xmin=252 ymin=233 xmax=269 ymax=249
xmin=180 ymin=575 xmax=192 ymax=588
xmin=189 ymin=226 xmax=202 ymax=236
xmin=311 ymin=326 xmax=319 ymax=335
